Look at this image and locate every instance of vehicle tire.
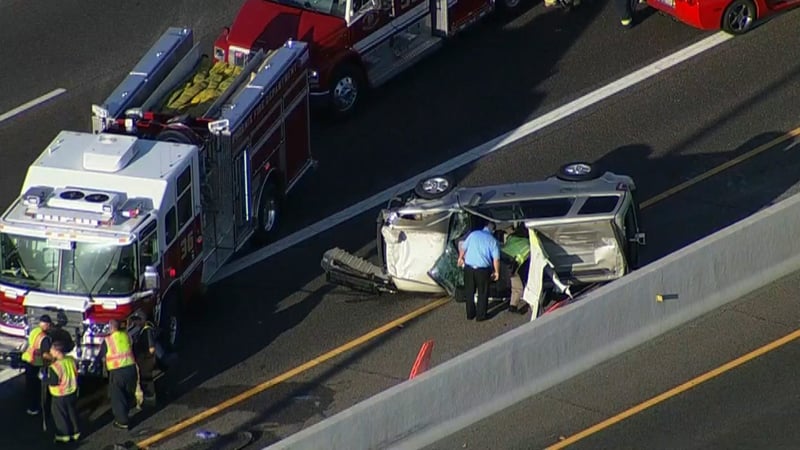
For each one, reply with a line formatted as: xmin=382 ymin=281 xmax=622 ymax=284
xmin=555 ymin=162 xmax=602 ymax=182
xmin=328 ymin=63 xmax=364 ymax=118
xmin=721 ymin=0 xmax=757 ymax=35
xmin=254 ymin=179 xmax=281 ymax=244
xmin=497 ymin=0 xmax=523 ymax=13
xmin=158 ymin=290 xmax=181 ymax=353
xmin=414 ymin=175 xmax=456 ymax=200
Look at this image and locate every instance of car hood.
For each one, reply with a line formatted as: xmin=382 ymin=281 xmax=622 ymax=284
xmin=227 ymin=0 xmax=346 ymax=51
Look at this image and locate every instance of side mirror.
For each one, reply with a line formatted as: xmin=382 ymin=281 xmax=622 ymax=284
xmin=143 ymin=266 xmax=160 ymax=291
xmin=222 ymin=26 xmax=230 ymax=37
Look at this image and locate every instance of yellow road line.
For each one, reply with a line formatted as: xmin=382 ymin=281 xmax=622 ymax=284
xmin=640 ymin=126 xmax=800 ymax=210
xmin=136 ymin=124 xmax=800 ymax=448
xmin=135 ymin=297 xmax=450 ymax=448
xmin=546 ymin=328 xmax=800 ymax=449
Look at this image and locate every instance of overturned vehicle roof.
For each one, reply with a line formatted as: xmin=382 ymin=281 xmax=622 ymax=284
xmin=321 ymin=162 xmax=646 ymax=315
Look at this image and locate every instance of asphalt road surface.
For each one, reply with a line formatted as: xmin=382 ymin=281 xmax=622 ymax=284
xmin=427 ymin=268 xmax=800 ymax=450
xmin=0 ymin=1 xmax=799 ymax=450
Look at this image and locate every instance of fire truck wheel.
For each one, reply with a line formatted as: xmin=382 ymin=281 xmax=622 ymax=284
xmin=255 ymin=181 xmax=281 ymax=244
xmin=414 ymin=175 xmax=456 ymax=200
xmin=329 ymin=64 xmax=364 ymax=117
xmin=159 ymin=291 xmax=181 ymax=352
xmin=721 ymin=0 xmax=756 ymax=35
xmin=555 ymin=162 xmax=602 ymax=182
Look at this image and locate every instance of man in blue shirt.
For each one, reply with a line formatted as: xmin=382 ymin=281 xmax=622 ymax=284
xmin=457 ymin=220 xmax=501 ymax=321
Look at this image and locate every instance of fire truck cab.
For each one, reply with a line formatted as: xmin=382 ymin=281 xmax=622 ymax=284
xmin=0 ymin=27 xmax=314 ymax=375
xmin=213 ymin=0 xmax=523 ymax=117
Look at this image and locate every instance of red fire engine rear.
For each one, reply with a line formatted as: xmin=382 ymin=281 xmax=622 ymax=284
xmin=213 ymin=0 xmax=521 ymax=117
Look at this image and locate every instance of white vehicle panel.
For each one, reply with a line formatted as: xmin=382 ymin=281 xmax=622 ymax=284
xmin=382 ymin=225 xmax=446 ymax=288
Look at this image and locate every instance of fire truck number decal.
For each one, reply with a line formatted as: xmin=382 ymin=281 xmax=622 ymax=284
xmin=180 ymin=230 xmax=195 ymax=260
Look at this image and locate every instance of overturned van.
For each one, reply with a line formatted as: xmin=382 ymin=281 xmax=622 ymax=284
xmin=321 ymin=162 xmax=646 ymax=307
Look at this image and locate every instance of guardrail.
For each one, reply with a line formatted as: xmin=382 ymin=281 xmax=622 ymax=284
xmin=265 ymin=191 xmax=800 ymax=450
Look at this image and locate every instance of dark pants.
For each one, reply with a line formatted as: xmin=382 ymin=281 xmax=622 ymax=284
xmin=136 ymin=355 xmax=156 ymax=401
xmin=616 ymin=0 xmax=634 ymax=21
xmin=464 ymin=266 xmax=491 ymax=320
xmin=25 ymin=363 xmax=43 ymax=412
xmin=51 ymin=393 xmax=80 ymax=442
xmin=108 ymin=365 xmax=137 ymax=426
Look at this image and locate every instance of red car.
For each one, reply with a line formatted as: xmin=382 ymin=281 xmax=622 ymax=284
xmin=646 ymin=0 xmax=800 ymax=34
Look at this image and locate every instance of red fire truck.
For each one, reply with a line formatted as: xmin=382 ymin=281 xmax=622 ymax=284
xmin=212 ymin=0 xmax=524 ymax=117
xmin=0 ymin=27 xmax=314 ymax=375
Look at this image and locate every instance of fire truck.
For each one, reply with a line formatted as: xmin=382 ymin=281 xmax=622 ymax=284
xmin=212 ymin=0 xmax=525 ymax=117
xmin=0 ymin=27 xmax=314 ymax=375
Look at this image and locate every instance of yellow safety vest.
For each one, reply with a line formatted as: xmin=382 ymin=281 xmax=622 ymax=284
xmin=502 ymin=235 xmax=531 ymax=267
xmin=104 ymin=330 xmax=135 ymax=370
xmin=48 ymin=356 xmax=78 ymax=397
xmin=21 ymin=327 xmax=46 ymax=366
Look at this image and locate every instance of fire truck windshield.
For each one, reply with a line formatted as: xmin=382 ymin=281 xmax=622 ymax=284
xmin=272 ymin=0 xmax=347 ymax=18
xmin=0 ymin=233 xmax=137 ymax=297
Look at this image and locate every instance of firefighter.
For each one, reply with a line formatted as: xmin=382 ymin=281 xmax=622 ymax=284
xmin=129 ymin=312 xmax=157 ymax=405
xmin=45 ymin=341 xmax=80 ymax=443
xmin=500 ymin=226 xmax=531 ymax=315
xmin=21 ymin=314 xmax=53 ymax=416
xmin=96 ymin=319 xmax=137 ymax=429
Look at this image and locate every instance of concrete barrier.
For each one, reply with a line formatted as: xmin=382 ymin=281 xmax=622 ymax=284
xmin=266 ymin=192 xmax=800 ymax=450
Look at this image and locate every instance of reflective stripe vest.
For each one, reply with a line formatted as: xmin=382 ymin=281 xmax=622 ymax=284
xmin=48 ymin=356 xmax=78 ymax=397
xmin=104 ymin=330 xmax=135 ymax=370
xmin=21 ymin=326 xmax=46 ymax=366
xmin=501 ymin=235 xmax=531 ymax=267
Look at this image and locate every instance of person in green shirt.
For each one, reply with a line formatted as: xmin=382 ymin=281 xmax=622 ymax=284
xmin=499 ymin=225 xmax=530 ymax=314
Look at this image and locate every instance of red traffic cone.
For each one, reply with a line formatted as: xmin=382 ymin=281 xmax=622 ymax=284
xmin=409 ymin=340 xmax=434 ymax=380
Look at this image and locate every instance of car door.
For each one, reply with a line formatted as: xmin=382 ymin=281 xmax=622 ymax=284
xmin=427 ymin=211 xmax=470 ymax=297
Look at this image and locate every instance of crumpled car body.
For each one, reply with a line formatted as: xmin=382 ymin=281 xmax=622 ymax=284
xmin=321 ymin=163 xmax=645 ymax=304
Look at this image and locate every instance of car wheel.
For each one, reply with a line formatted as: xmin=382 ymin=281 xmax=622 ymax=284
xmin=556 ymin=162 xmax=602 ymax=182
xmin=329 ymin=63 xmax=364 ymax=118
xmin=721 ymin=0 xmax=756 ymax=35
xmin=414 ymin=175 xmax=456 ymax=200
xmin=254 ymin=180 xmax=281 ymax=244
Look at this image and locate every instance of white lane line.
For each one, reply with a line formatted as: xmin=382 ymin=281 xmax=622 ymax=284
xmin=0 ymin=88 xmax=67 ymax=124
xmin=211 ymin=31 xmax=733 ymax=284
xmin=0 ymin=368 xmax=21 ymax=384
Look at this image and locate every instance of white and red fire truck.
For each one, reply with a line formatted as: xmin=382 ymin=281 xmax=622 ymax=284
xmin=213 ymin=0 xmax=524 ymax=117
xmin=0 ymin=27 xmax=314 ymax=375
